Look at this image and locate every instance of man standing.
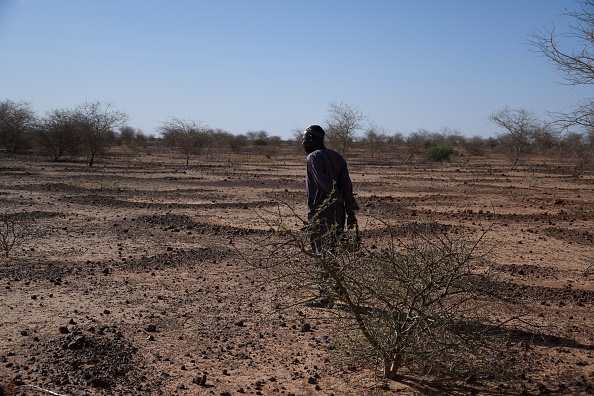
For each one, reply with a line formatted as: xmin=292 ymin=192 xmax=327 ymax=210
xmin=302 ymin=125 xmax=359 ymax=306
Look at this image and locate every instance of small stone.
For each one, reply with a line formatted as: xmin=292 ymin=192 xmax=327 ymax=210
xmin=192 ymin=374 xmax=207 ymax=386
xmin=147 ymin=335 xmax=155 ymax=341
xmin=67 ymin=335 xmax=85 ymax=350
xmin=90 ymin=377 xmax=110 ymax=388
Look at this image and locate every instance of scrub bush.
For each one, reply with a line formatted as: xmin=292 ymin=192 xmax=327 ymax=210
xmin=425 ymin=145 xmax=457 ymax=162
xmin=240 ymin=206 xmax=521 ymax=381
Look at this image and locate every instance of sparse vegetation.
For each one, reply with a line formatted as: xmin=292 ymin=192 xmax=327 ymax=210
xmin=242 ymin=208 xmax=519 ymax=380
xmin=0 ymin=99 xmax=36 ymax=154
xmin=2 ymin=148 xmax=594 ymax=395
xmin=584 ymin=257 xmax=594 ymax=277
xmin=0 ymin=212 xmax=32 ymax=258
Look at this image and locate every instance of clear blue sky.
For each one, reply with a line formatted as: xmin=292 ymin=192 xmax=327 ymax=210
xmin=0 ymin=0 xmax=589 ymax=138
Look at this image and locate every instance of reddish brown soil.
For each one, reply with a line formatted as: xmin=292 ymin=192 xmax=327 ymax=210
xmin=1 ymin=148 xmax=594 ymax=395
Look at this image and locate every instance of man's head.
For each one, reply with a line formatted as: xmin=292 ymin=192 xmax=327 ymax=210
xmin=302 ymin=125 xmax=325 ymax=154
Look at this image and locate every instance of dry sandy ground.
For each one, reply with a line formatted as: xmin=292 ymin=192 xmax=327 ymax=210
xmin=1 ymin=147 xmax=594 ymax=395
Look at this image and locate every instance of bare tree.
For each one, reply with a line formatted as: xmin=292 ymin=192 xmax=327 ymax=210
xmin=206 ymin=128 xmax=234 ymax=158
xmin=73 ymin=101 xmax=127 ymax=166
xmin=463 ymin=135 xmax=486 ymax=156
xmin=246 ymin=130 xmax=269 ymax=144
xmin=361 ymin=124 xmax=387 ymax=159
xmin=439 ymin=127 xmax=466 ymax=147
xmin=325 ymin=101 xmax=366 ymax=155
xmin=0 ymin=99 xmax=36 ymax=154
xmin=531 ymin=1 xmax=594 ymax=86
xmin=35 ymin=108 xmax=81 ymax=161
xmin=118 ymin=125 xmax=146 ymax=148
xmin=532 ymin=124 xmax=561 ymax=158
xmin=159 ymin=117 xmax=209 ymax=167
xmin=532 ymin=2 xmax=594 ymax=143
xmin=0 ymin=212 xmax=32 ymax=258
xmin=228 ymin=133 xmax=249 ymax=154
xmin=489 ymin=107 xmax=540 ymax=168
xmin=404 ymin=129 xmax=432 ymax=163
xmin=116 ymin=125 xmax=147 ymax=165
xmin=385 ymin=132 xmax=405 ymax=161
xmin=560 ymin=130 xmax=593 ymax=176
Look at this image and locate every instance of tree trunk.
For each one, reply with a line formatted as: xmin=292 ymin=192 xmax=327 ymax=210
xmin=383 ymin=355 xmax=402 ymax=379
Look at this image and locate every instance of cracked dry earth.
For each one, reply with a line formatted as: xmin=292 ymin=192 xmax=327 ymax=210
xmin=1 ymin=148 xmax=594 ymax=395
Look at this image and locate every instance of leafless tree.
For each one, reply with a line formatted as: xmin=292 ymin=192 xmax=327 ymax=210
xmin=205 ymin=128 xmax=233 ymax=158
xmin=361 ymin=124 xmax=387 ymax=159
xmin=439 ymin=127 xmax=466 ymax=147
xmin=73 ymin=101 xmax=127 ymax=166
xmin=246 ymin=130 xmax=269 ymax=144
xmin=0 ymin=212 xmax=32 ymax=258
xmin=532 ymin=1 xmax=594 ymax=147
xmin=118 ymin=125 xmax=146 ymax=148
xmin=531 ymin=1 xmax=594 ymax=86
xmin=116 ymin=125 xmax=147 ymax=165
xmin=404 ymin=129 xmax=432 ymax=163
xmin=325 ymin=101 xmax=366 ymax=155
xmin=0 ymin=99 xmax=36 ymax=154
xmin=532 ymin=124 xmax=561 ymax=158
xmin=463 ymin=135 xmax=486 ymax=156
xmin=560 ymin=131 xmax=593 ymax=176
xmin=228 ymin=133 xmax=249 ymax=154
xmin=489 ymin=107 xmax=540 ymax=168
xmin=35 ymin=108 xmax=82 ymax=161
xmin=159 ymin=117 xmax=209 ymax=167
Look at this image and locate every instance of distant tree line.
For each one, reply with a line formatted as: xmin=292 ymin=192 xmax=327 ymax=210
xmin=0 ymin=100 xmax=285 ymax=166
xmin=1 ymin=98 xmax=593 ymax=173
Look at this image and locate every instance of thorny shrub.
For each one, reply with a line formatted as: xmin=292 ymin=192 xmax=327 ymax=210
xmin=239 ymin=203 xmax=523 ymax=380
xmin=0 ymin=212 xmax=33 ymax=258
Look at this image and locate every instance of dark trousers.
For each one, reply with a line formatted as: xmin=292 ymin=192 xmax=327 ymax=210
xmin=308 ymin=201 xmax=345 ymax=255
xmin=308 ymin=202 xmax=345 ymax=297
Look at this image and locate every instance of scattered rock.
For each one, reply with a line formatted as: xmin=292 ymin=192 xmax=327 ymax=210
xmin=192 ymin=374 xmax=207 ymax=386
xmin=90 ymin=377 xmax=110 ymax=388
xmin=67 ymin=335 xmax=86 ymax=350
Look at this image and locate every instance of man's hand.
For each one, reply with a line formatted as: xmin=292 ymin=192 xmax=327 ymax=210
xmin=347 ymin=213 xmax=357 ymax=229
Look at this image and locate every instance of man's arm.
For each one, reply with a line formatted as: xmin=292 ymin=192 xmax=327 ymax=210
xmin=339 ymin=160 xmax=359 ymax=228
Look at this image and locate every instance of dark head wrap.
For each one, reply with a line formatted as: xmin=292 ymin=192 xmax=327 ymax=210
xmin=306 ymin=125 xmax=325 ymax=139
